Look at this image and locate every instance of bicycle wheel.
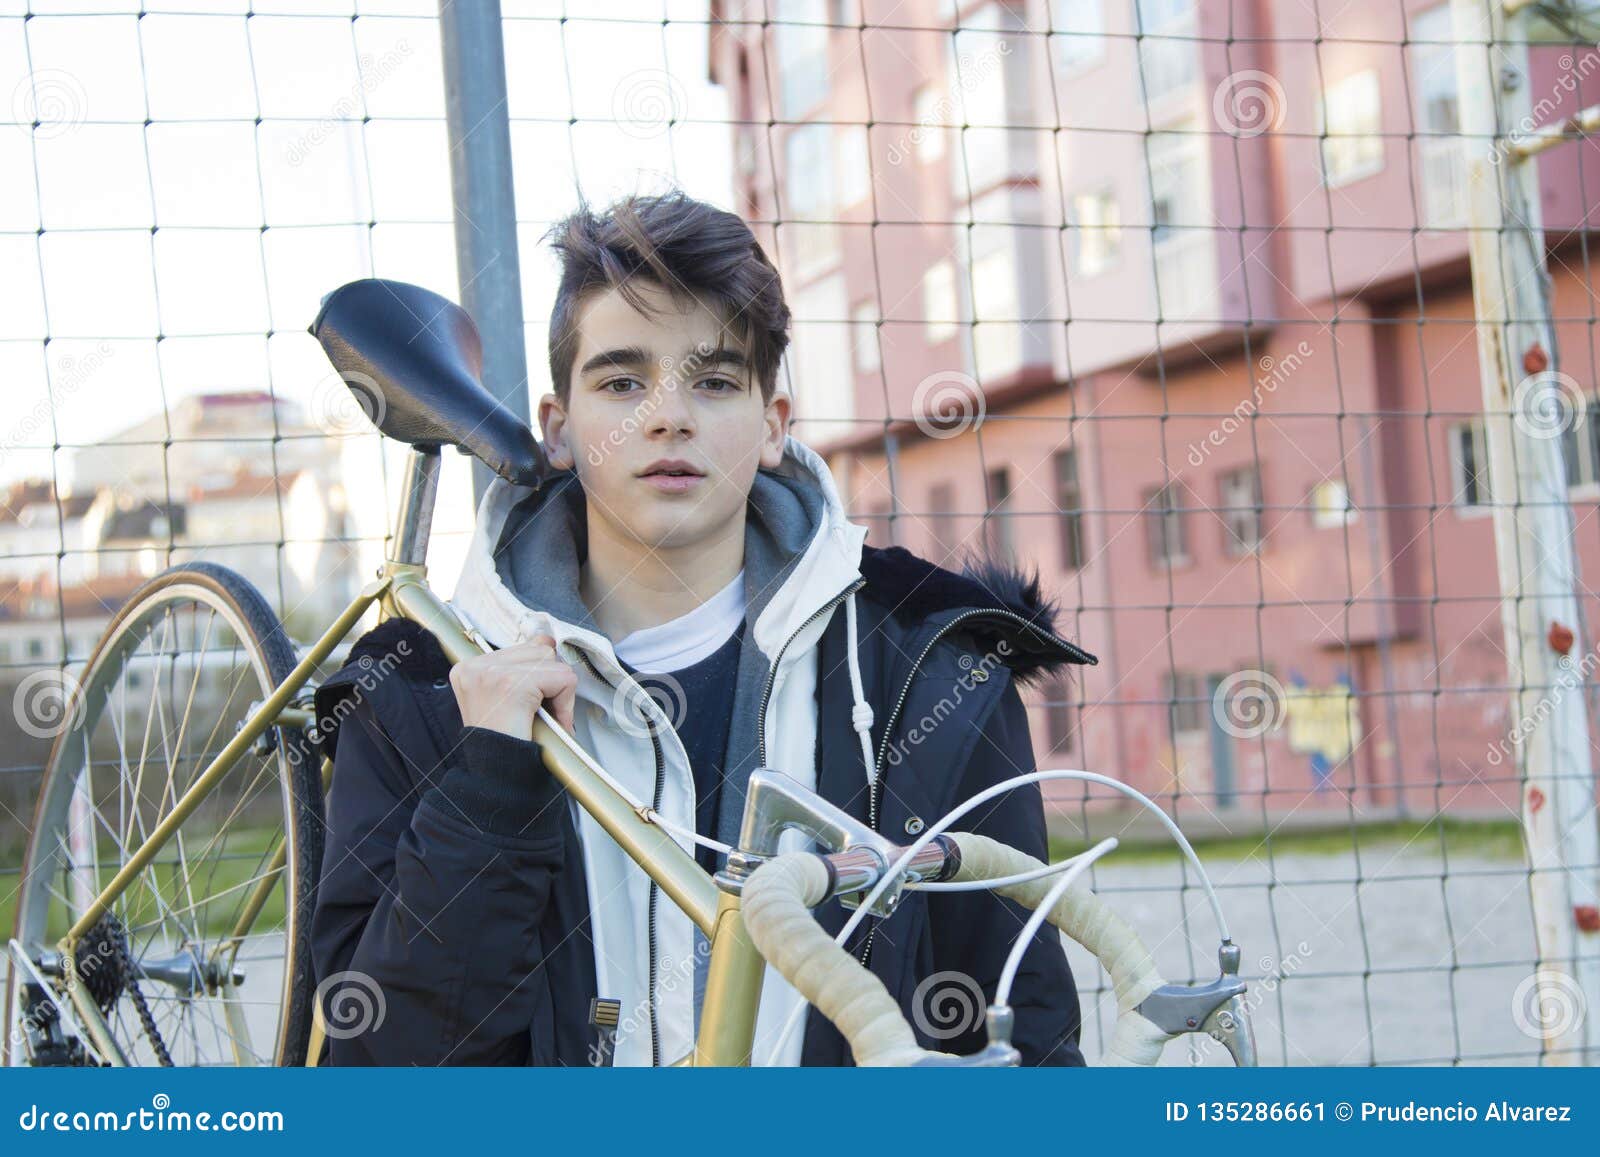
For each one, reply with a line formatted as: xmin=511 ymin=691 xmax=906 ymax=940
xmin=4 ymin=562 xmax=324 ymax=1067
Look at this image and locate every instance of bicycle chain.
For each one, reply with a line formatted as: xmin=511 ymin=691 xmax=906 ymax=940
xmin=85 ymin=912 xmax=174 ymax=1067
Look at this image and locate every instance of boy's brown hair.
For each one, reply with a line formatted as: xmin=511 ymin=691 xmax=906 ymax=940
xmin=544 ymin=191 xmax=791 ymax=404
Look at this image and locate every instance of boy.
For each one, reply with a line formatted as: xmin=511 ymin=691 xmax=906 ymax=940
xmin=310 ymin=191 xmax=1096 ymax=1066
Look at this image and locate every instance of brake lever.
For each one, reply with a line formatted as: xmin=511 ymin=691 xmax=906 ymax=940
xmin=1201 ymin=992 xmax=1258 ymax=1067
xmin=1133 ymin=940 xmax=1257 ymax=1066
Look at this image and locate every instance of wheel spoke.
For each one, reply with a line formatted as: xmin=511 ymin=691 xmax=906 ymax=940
xmin=14 ymin=579 xmax=310 ymax=1068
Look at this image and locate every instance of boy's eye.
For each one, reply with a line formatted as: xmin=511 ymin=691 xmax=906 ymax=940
xmin=601 ymin=377 xmax=643 ymax=394
xmin=698 ymin=376 xmax=739 ymax=393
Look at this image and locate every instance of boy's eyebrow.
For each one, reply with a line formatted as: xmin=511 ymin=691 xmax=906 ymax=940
xmin=693 ymin=347 xmax=750 ymax=370
xmin=578 ymin=345 xmax=654 ymax=375
xmin=579 ymin=344 xmax=752 ymax=376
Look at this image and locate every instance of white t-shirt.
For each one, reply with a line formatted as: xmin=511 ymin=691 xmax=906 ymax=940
xmin=613 ymin=569 xmax=746 ymax=672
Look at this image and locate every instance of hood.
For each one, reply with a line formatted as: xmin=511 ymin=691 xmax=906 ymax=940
xmin=450 ymin=434 xmax=867 ymax=674
xmin=857 ymin=544 xmax=1097 ymax=687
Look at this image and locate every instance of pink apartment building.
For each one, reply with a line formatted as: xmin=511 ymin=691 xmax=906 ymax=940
xmin=708 ymin=0 xmax=1600 ymax=822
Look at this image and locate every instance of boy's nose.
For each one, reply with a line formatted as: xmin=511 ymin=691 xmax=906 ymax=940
xmin=645 ymin=377 xmax=695 ymax=434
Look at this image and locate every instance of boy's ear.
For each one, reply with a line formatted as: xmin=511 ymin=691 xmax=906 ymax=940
xmin=538 ymin=393 xmax=576 ymax=471
xmin=759 ymin=391 xmax=791 ymax=470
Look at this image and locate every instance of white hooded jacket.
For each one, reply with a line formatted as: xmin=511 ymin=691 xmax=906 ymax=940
xmin=447 ymin=435 xmax=876 ymax=1067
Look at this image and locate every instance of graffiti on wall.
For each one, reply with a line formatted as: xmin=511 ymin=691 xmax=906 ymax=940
xmin=1284 ymin=673 xmax=1362 ymax=788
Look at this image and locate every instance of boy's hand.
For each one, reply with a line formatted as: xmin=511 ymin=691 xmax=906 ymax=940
xmin=448 ymin=633 xmax=579 ymax=741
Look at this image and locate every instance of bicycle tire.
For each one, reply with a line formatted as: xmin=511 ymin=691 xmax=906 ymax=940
xmin=4 ymin=562 xmax=324 ymax=1067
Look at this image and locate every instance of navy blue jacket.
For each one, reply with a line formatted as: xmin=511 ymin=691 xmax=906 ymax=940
xmin=309 ymin=544 xmax=1096 ymax=1066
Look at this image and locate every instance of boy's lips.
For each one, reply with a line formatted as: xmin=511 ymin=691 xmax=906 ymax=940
xmin=639 ymin=472 xmax=705 ymax=494
xmin=637 ymin=458 xmax=706 ymax=494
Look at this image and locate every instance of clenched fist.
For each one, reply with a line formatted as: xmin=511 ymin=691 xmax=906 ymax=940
xmin=447 ymin=633 xmax=579 ymax=741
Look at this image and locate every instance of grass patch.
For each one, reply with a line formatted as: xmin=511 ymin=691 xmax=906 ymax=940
xmin=1050 ymin=817 xmax=1526 ymax=866
xmin=1 ymin=824 xmax=287 ymax=950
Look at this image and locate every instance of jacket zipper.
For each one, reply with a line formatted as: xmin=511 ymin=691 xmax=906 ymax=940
xmin=576 ymin=650 xmax=665 ymax=1067
xmin=755 ymin=578 xmax=867 ymax=768
xmin=856 ymin=606 xmax=1092 ymax=970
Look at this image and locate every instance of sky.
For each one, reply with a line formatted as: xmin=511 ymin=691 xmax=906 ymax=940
xmin=0 ymin=0 xmax=733 ymax=583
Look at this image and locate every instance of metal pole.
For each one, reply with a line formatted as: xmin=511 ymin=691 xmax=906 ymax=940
xmin=439 ymin=0 xmax=530 ymax=507
xmin=1451 ymin=0 xmax=1600 ymax=1064
xmin=1358 ymin=416 xmax=1407 ymax=815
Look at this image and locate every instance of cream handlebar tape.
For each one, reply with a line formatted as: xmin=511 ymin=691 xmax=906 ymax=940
xmin=738 ymin=834 xmax=1176 ymax=1067
xmin=946 ymin=832 xmax=1173 ymax=1066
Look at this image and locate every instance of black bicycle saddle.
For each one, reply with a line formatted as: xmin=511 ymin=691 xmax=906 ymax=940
xmin=310 ymin=278 xmax=548 ymax=488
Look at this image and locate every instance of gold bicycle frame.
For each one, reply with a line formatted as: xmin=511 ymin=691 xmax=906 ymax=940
xmin=52 ymin=449 xmax=768 ymax=1068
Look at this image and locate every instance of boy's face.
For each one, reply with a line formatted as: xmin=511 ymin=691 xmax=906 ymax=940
xmin=538 ymin=279 xmax=790 ymax=554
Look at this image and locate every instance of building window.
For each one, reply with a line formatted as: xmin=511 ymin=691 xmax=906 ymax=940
xmin=851 ymin=300 xmax=880 ymax=373
xmin=783 ymin=123 xmax=839 ymax=276
xmin=1146 ymin=126 xmax=1213 ymax=318
xmin=1051 ymin=0 xmax=1105 ymax=75
xmin=1409 ymin=4 xmax=1465 ymax=227
xmin=1218 ymin=466 xmax=1263 ymax=555
xmin=775 ymin=0 xmax=830 ymax=118
xmin=1145 ymin=481 xmax=1189 ymax=567
xmin=1043 ymin=675 xmax=1076 ymax=753
xmin=985 ymin=466 xmax=1014 ymax=560
xmin=948 ymin=3 xmax=1034 ymax=196
xmin=1054 ymin=448 xmax=1085 ymax=570
xmin=968 ymin=187 xmax=1024 ymax=378
xmin=1164 ymin=669 xmax=1207 ymax=735
xmin=1320 ymin=69 xmax=1384 ymax=187
xmin=1311 ymin=479 xmax=1358 ymax=527
xmin=1136 ymin=0 xmax=1197 ymax=105
xmin=27 ymin=638 xmax=44 ymax=659
xmin=836 ymin=124 xmax=870 ymax=208
xmin=923 ymin=259 xmax=959 ymax=343
xmin=788 ymin=274 xmax=854 ymax=445
xmin=784 ymin=123 xmax=832 ymax=220
xmin=1563 ymin=395 xmax=1600 ymax=489
xmin=1449 ymin=421 xmax=1491 ymax=507
xmin=912 ymin=84 xmax=946 ymax=164
xmin=1071 ymin=188 xmax=1122 ymax=278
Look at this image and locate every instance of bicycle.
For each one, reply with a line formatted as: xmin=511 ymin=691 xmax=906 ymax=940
xmin=4 ymin=278 xmax=1257 ymax=1068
